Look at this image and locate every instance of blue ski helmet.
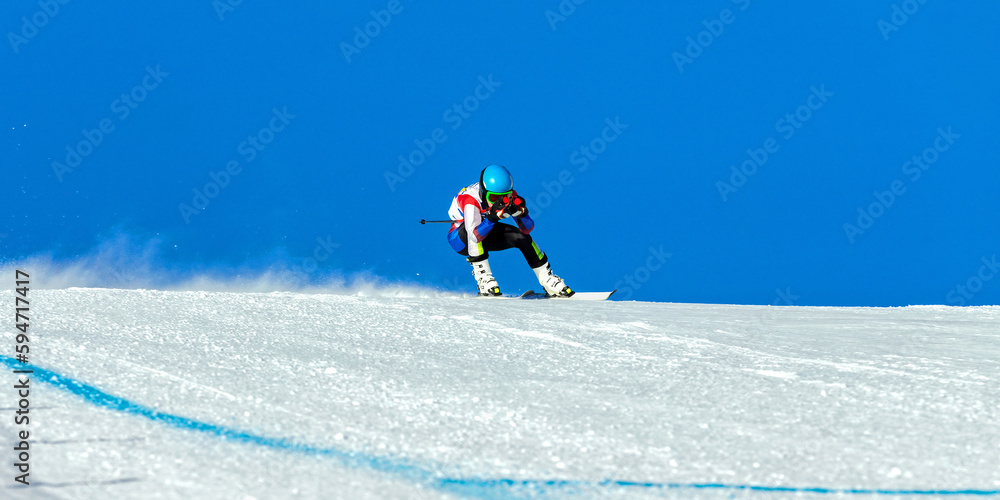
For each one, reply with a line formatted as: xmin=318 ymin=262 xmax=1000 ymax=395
xmin=480 ymin=164 xmax=513 ymax=200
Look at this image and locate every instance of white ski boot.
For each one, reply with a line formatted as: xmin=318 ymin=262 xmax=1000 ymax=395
xmin=532 ymin=262 xmax=574 ymax=297
xmin=471 ymin=259 xmax=501 ymax=296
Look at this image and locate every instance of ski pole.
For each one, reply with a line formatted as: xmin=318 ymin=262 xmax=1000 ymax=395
xmin=419 ymin=219 xmax=454 ymax=224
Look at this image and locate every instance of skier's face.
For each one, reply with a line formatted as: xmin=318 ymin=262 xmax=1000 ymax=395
xmin=485 ymin=190 xmax=512 ymax=205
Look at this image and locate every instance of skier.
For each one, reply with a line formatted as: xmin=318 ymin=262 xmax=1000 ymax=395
xmin=447 ymin=164 xmax=574 ymax=297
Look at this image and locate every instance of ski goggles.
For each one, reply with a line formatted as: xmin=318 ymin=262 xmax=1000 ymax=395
xmin=485 ymin=190 xmax=513 ymax=205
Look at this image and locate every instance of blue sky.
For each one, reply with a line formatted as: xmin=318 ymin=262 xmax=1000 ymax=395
xmin=2 ymin=1 xmax=999 ymax=306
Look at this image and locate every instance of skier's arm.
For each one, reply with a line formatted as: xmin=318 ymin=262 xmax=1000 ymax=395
xmin=515 ymin=214 xmax=534 ymax=234
xmin=509 ymin=191 xmax=533 ymax=234
xmin=463 ymin=202 xmax=494 ymax=243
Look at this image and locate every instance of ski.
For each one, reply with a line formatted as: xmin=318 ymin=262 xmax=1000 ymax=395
xmin=519 ymin=289 xmax=616 ymax=301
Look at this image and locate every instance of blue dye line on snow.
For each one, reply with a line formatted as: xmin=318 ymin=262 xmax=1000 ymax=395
xmin=1 ymin=356 xmax=434 ymax=483
xmin=4 ymin=355 xmax=998 ymax=497
xmin=441 ymin=478 xmax=1000 ymax=496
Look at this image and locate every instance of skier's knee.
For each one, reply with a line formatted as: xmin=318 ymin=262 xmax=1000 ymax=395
xmin=510 ymin=232 xmax=531 ymax=248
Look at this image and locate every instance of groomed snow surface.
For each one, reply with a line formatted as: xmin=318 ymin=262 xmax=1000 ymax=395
xmin=2 ymin=288 xmax=999 ymax=499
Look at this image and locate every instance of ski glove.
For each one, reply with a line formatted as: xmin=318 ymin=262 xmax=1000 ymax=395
xmin=507 ymin=195 xmax=528 ymax=218
xmin=485 ymin=200 xmax=509 ymax=222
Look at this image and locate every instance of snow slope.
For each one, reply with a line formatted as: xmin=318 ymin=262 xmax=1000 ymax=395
xmin=2 ymin=288 xmax=999 ymax=499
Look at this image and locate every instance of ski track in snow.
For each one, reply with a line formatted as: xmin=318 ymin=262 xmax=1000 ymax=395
xmin=503 ymin=329 xmax=588 ymax=349
xmin=2 ymin=288 xmax=999 ymax=499
xmin=112 ymin=358 xmax=238 ymax=401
